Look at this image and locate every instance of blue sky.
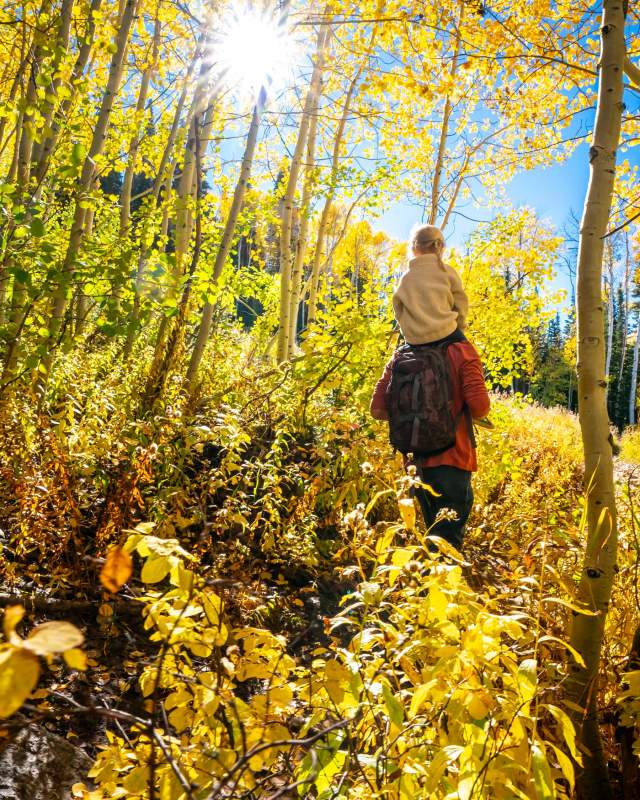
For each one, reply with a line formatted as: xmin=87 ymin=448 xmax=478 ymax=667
xmin=377 ymin=143 xmax=592 ymax=302
xmin=376 ymin=133 xmax=640 ymax=311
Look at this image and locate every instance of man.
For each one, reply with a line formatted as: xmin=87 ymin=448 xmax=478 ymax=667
xmin=369 ymin=330 xmax=490 ymax=551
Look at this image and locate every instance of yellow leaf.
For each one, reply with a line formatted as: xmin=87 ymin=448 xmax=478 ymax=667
xmin=2 ymin=605 xmax=25 ymax=640
xmin=100 ymin=546 xmax=133 ymax=593
xmin=428 ymin=586 xmax=448 ymax=622
xmin=123 ymin=765 xmax=150 ymax=792
xmin=398 ymin=498 xmax=416 ymax=531
xmin=467 ymin=694 xmax=490 ymax=720
xmin=538 ymin=635 xmax=586 ymax=667
xmin=23 ymin=621 xmax=84 ymax=655
xmin=545 ymin=703 xmax=581 ymax=763
xmin=63 ymin=648 xmax=88 ymax=671
xmin=409 ymin=680 xmax=436 ymax=718
xmin=0 ymin=648 xmax=40 ymax=717
xmin=140 ymin=556 xmax=171 ymax=584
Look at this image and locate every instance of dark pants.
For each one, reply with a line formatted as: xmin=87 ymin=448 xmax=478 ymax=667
xmin=414 ymin=466 xmax=473 ymax=552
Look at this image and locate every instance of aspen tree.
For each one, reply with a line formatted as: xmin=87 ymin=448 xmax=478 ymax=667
xmin=287 ymin=85 xmax=321 ymax=358
xmin=148 ymin=87 xmax=216 ymax=369
xmin=15 ymin=0 xmax=54 ymax=198
xmin=120 ymin=8 xmax=162 ymax=234
xmin=186 ymin=95 xmax=264 ymax=388
xmin=307 ymin=68 xmax=362 ymax=324
xmin=428 ymin=1 xmax=464 ymax=226
xmin=142 ymin=111 xmax=205 ymax=412
xmin=567 ymin=2 xmax=627 ymax=796
xmin=0 ymin=0 xmax=53 ymax=368
xmin=32 ymin=0 xmax=104 ymax=187
xmin=124 ymin=71 xmax=195 ymax=356
xmin=604 ymin=243 xmax=615 ymax=381
xmin=28 ymin=0 xmax=140 ymax=395
xmin=276 ymin=23 xmax=328 ymax=363
xmin=629 ymin=314 xmax=640 ymax=425
xmin=29 ymin=0 xmax=75 ymax=180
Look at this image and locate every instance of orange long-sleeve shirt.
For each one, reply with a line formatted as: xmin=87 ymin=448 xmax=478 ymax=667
xmin=370 ymin=341 xmax=490 ymax=472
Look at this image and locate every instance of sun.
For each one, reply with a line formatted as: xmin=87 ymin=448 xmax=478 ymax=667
xmin=210 ymin=5 xmax=298 ymax=100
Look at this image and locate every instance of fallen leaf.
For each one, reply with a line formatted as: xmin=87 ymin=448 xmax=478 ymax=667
xmin=100 ymin=546 xmax=133 ymax=593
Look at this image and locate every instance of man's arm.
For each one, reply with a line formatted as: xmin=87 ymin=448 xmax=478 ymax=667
xmin=459 ymin=345 xmax=490 ymax=419
xmin=370 ymin=358 xmax=394 ymax=420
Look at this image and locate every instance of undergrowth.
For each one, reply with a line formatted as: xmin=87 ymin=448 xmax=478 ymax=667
xmin=0 ymin=329 xmax=639 ymax=798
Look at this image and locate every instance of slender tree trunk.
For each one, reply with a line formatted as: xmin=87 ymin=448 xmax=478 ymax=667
xmin=287 ymin=86 xmax=321 ymax=357
xmin=17 ymin=0 xmax=54 ymax=198
xmin=141 ymin=113 xmax=204 ymax=413
xmin=124 ymin=74 xmax=193 ymax=357
xmin=0 ymin=1 xmax=51 ymax=363
xmin=186 ymin=95 xmax=264 ymax=389
xmin=428 ymin=1 xmax=464 ymax=226
xmin=32 ymin=0 xmax=104 ymax=188
xmin=604 ymin=246 xmax=614 ymax=381
xmin=277 ymin=24 xmax=327 ymax=363
xmin=629 ymin=313 xmax=640 ymax=425
xmin=30 ymin=0 xmax=75 ymax=174
xmin=74 ymin=206 xmax=95 ymax=337
xmin=567 ymin=3 xmax=626 ymax=798
xmin=148 ymin=88 xmax=216 ymax=366
xmin=615 ymin=232 xmax=631 ymax=422
xmin=307 ymin=69 xmax=362 ymax=324
xmin=26 ymin=0 xmax=139 ymax=396
xmin=120 ymin=10 xmax=161 ymax=234
xmin=0 ymin=35 xmax=28 ymax=156
xmin=168 ymin=79 xmax=215 ymax=289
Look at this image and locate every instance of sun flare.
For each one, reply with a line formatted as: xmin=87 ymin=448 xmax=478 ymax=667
xmin=211 ymin=6 xmax=297 ymax=99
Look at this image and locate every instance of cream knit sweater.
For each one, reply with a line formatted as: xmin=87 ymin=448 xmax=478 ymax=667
xmin=393 ymin=254 xmax=468 ymax=345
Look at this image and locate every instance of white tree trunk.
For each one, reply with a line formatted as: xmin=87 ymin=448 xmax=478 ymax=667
xmin=630 ymin=314 xmax=640 ymax=425
xmin=428 ymin=2 xmax=464 ymax=225
xmin=568 ymin=2 xmax=626 ymax=797
xmin=277 ymin=24 xmax=327 ymax=362
xmin=186 ymin=97 xmax=264 ymax=388
xmin=120 ymin=11 xmax=161 ymax=233
xmin=287 ymin=85 xmax=321 ymax=358
xmin=31 ymin=0 xmax=139 ymax=395
xmin=307 ymin=68 xmax=362 ymax=323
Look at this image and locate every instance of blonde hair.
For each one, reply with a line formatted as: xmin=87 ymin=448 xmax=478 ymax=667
xmin=409 ymin=223 xmax=446 ymax=270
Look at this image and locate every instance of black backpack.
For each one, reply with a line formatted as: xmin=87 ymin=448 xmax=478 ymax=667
xmin=385 ymin=342 xmax=461 ymax=457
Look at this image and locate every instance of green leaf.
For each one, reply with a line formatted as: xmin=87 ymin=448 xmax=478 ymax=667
xmin=71 ymin=142 xmax=85 ymax=166
xmin=382 ymin=681 xmax=404 ymax=727
xmin=30 ymin=218 xmax=45 ymax=237
xmin=531 ymin=742 xmax=554 ymax=799
xmin=11 ymin=268 xmax=29 ymax=285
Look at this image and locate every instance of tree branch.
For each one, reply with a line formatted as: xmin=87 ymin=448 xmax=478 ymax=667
xmin=625 ymin=55 xmax=640 ymax=87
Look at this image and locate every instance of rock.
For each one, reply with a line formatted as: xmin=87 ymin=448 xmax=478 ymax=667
xmin=0 ymin=724 xmax=92 ymax=800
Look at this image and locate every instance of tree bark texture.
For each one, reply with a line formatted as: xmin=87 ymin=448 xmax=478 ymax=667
xmin=568 ymin=2 xmax=626 ymax=798
xmin=120 ymin=9 xmax=161 ymax=234
xmin=186 ymin=96 xmax=264 ymax=389
xmin=30 ymin=0 xmax=139 ymax=396
xmin=307 ymin=68 xmax=362 ymax=324
xmin=629 ymin=313 xmax=640 ymax=425
xmin=287 ymin=85 xmax=321 ymax=358
xmin=428 ymin=1 xmax=464 ymax=226
xmin=277 ymin=24 xmax=327 ymax=363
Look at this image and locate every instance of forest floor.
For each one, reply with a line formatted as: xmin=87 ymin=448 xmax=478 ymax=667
xmin=2 ymin=389 xmax=639 ymax=798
